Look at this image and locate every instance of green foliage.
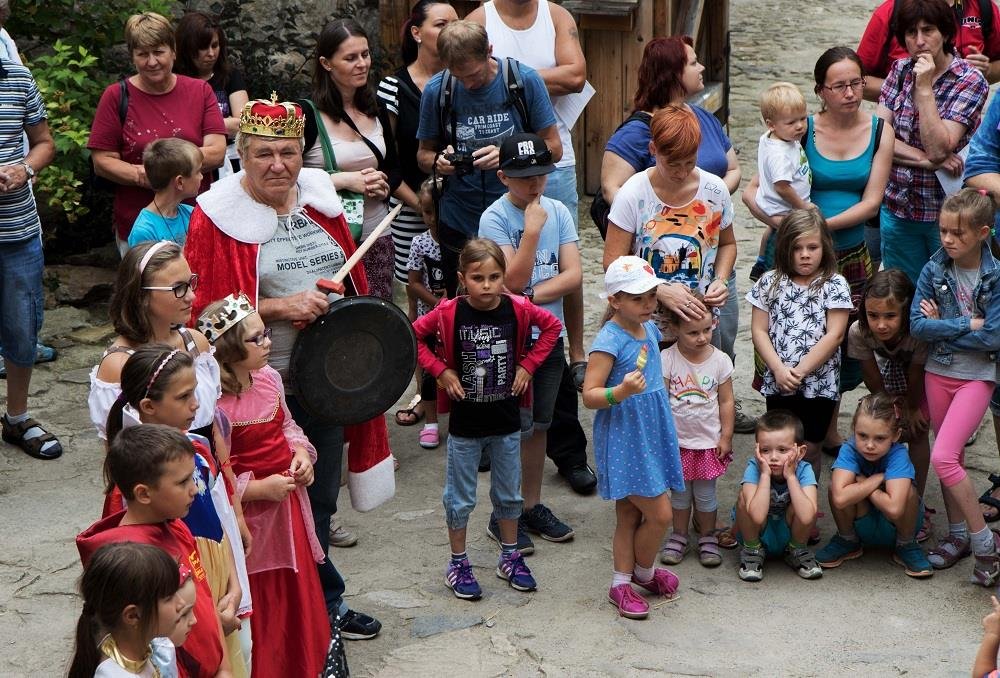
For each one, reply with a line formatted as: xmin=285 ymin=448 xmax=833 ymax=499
xmin=26 ymin=40 xmax=101 ymax=223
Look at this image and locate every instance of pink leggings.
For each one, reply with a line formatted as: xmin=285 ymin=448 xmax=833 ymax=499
xmin=925 ymin=372 xmax=993 ymax=487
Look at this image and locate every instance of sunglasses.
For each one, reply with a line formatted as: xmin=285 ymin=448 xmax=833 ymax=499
xmin=143 ymin=274 xmax=199 ymax=299
xmin=501 ymin=148 xmax=552 ymax=170
xmin=244 ymin=327 xmax=272 ymax=347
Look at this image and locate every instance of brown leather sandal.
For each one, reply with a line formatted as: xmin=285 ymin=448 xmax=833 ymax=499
xmin=2 ymin=416 xmax=63 ymax=460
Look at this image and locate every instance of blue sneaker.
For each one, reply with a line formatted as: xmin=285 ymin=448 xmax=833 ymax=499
xmin=892 ymin=541 xmax=933 ymax=579
xmin=496 ymin=551 xmax=536 ymax=592
xmin=816 ymin=534 xmax=863 ymax=568
xmin=445 ymin=558 xmax=482 ymax=600
xmin=486 ymin=513 xmax=534 ymax=555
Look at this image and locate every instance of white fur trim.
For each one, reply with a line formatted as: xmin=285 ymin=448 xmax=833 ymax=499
xmin=196 ymin=167 xmax=344 ymax=244
xmin=347 ymin=454 xmax=396 ymax=512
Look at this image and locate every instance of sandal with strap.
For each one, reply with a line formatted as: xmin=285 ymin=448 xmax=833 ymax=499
xmin=927 ymin=534 xmax=971 ymax=570
xmin=980 ymin=474 xmax=1000 ymax=523
xmin=697 ymin=535 xmax=723 ymax=567
xmin=394 ymin=394 xmax=424 ymax=427
xmin=2 ymin=415 xmax=63 ymax=460
xmin=973 ymin=531 xmax=1000 ymax=587
xmin=691 ymin=515 xmax=739 ymax=550
xmin=659 ymin=533 xmax=689 ymax=565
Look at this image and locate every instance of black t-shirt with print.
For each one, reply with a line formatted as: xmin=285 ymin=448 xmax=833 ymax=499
xmin=449 ymin=296 xmax=520 ymax=438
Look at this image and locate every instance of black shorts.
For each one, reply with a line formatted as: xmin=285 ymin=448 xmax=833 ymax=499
xmin=765 ymin=394 xmax=837 ymax=443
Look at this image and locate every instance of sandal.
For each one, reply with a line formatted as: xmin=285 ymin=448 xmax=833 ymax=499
xmin=394 ymin=394 xmax=424 ymax=426
xmin=1 ymin=415 xmax=63 ymax=460
xmin=916 ymin=505 xmax=935 ymax=543
xmin=980 ymin=474 xmax=1000 ymax=522
xmin=927 ymin=534 xmax=971 ymax=570
xmin=659 ymin=533 xmax=689 ymax=565
xmin=697 ymin=535 xmax=723 ymax=567
xmin=418 ymin=426 xmax=439 ymax=449
xmin=691 ymin=516 xmax=739 ymax=550
xmin=973 ymin=531 xmax=1000 ymax=587
xmin=569 ymin=361 xmax=587 ymax=392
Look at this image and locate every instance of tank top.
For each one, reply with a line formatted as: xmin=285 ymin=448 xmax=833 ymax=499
xmin=484 ymin=0 xmax=574 ymax=168
xmin=803 ymin=114 xmax=878 ymax=251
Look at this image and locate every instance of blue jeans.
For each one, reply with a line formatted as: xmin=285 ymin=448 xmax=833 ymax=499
xmin=444 ymin=431 xmax=523 ymax=529
xmin=711 ymin=272 xmax=739 ymax=364
xmin=285 ymin=394 xmax=347 ymax=616
xmin=0 ymin=234 xmax=43 ymax=367
xmin=880 ymin=206 xmax=941 ymax=285
xmin=543 ymin=165 xmax=579 ymax=228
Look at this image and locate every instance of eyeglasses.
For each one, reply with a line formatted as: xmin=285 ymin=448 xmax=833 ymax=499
xmin=142 ymin=274 xmax=199 ymax=299
xmin=823 ymin=78 xmax=865 ymax=94
xmin=244 ymin=327 xmax=272 ymax=347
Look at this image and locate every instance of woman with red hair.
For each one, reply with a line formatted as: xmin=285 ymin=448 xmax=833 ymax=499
xmin=600 ymin=36 xmax=749 ymax=432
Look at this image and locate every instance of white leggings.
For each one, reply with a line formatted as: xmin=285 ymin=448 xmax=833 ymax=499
xmin=671 ymin=479 xmax=718 ymax=513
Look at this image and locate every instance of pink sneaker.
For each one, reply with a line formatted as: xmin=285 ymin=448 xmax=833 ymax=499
xmin=418 ymin=426 xmax=439 ymax=449
xmin=608 ymin=583 xmax=649 ymax=619
xmin=634 ymin=567 xmax=680 ymax=598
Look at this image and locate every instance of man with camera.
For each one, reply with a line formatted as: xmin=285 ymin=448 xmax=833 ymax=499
xmin=416 ymin=19 xmax=561 ymax=297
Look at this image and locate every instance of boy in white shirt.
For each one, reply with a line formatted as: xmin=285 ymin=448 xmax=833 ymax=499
xmin=750 ymin=82 xmax=812 ymax=282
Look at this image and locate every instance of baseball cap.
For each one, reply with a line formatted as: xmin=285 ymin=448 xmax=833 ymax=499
xmin=604 ymin=256 xmax=662 ymax=297
xmin=499 ymin=133 xmax=555 ymax=177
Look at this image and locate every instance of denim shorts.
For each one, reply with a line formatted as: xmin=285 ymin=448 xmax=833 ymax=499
xmin=523 ymin=337 xmax=564 ymax=436
xmin=0 ymin=234 xmax=44 ymax=367
xmin=443 ymin=431 xmax=522 ymax=529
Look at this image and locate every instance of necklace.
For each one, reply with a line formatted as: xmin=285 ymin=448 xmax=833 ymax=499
xmin=152 ymin=198 xmax=182 ymax=244
xmin=99 ymin=635 xmax=158 ymax=676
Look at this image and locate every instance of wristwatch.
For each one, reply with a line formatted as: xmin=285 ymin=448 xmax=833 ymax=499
xmin=523 ymin=286 xmax=534 ymax=302
xmin=19 ymin=161 xmax=34 ymax=180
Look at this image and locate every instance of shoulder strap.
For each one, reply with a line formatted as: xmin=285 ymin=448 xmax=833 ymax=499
xmin=872 ymin=116 xmax=885 ymax=155
xmin=117 ymin=78 xmax=129 ymax=125
xmin=176 ymin=326 xmax=200 ymax=355
xmin=502 ymin=57 xmax=532 ymax=132
xmin=339 ymin=111 xmax=385 ymax=166
xmin=301 ymin=99 xmax=338 ymax=173
xmin=981 ymin=0 xmax=994 ymax=43
xmin=438 ymin=70 xmax=458 ymax=148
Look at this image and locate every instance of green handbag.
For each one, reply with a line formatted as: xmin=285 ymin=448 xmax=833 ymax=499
xmin=303 ymin=99 xmax=364 ymax=242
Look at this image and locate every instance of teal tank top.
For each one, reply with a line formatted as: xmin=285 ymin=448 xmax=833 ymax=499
xmin=804 ymin=115 xmax=878 ymax=250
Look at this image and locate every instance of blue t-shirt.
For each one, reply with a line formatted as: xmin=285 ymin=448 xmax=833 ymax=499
xmin=604 ymin=105 xmax=732 ymax=178
xmin=128 ymin=202 xmax=193 ymax=247
xmin=741 ymin=457 xmax=817 ymax=517
xmin=832 ymin=439 xmax=915 ymax=482
xmin=478 ymin=194 xmax=578 ymax=338
xmin=416 ymin=59 xmax=557 ymax=236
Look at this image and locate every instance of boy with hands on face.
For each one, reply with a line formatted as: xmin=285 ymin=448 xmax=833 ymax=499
xmin=735 ymin=410 xmax=822 ymax=582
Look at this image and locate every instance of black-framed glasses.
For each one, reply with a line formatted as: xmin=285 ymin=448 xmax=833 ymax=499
xmin=142 ymin=274 xmax=199 ymax=299
xmin=823 ymin=78 xmax=865 ymax=94
xmin=244 ymin=327 xmax=272 ymax=347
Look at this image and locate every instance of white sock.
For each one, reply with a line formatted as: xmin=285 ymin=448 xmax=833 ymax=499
xmin=423 ymin=423 xmax=438 ymax=431
xmin=611 ymin=570 xmax=632 ymax=588
xmin=633 ymin=563 xmax=654 ymax=583
xmin=4 ymin=412 xmax=59 ymax=453
xmin=972 ymin=526 xmax=996 ymax=556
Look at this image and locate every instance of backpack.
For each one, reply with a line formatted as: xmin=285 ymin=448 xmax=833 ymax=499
xmin=437 ymin=56 xmax=533 ymax=149
xmin=882 ymin=0 xmax=994 ymax=70
xmin=589 ymin=111 xmax=653 ymax=240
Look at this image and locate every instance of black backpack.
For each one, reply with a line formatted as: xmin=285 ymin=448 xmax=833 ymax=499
xmin=437 ymin=56 xmax=533 ymax=148
xmin=589 ymin=111 xmax=652 ymax=240
xmin=882 ymin=0 xmax=994 ymax=70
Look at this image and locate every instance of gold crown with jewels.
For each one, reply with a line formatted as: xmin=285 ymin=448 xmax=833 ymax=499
xmin=238 ymin=92 xmax=305 ymax=138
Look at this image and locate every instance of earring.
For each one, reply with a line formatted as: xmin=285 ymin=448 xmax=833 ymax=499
xmin=415 ymin=38 xmax=421 ymax=43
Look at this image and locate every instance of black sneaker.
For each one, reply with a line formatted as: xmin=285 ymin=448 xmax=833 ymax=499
xmin=338 ymin=609 xmax=382 ymax=640
xmin=749 ymin=261 xmax=767 ymax=282
xmin=560 ymin=464 xmax=597 ymax=495
xmin=521 ymin=503 xmax=575 ymax=542
xmin=486 ymin=512 xmax=534 ymax=555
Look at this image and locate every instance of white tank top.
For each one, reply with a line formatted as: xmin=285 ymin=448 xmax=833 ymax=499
xmin=483 ymin=1 xmax=574 ymax=167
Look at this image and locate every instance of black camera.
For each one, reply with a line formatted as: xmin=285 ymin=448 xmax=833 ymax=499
xmin=445 ymin=152 xmax=476 ymax=177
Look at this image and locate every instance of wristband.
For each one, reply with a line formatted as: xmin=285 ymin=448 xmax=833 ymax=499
xmin=605 ymin=387 xmax=619 ymax=406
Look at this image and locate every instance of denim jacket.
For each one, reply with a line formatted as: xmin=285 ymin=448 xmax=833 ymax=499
xmin=910 ymin=243 xmax=1000 ymax=365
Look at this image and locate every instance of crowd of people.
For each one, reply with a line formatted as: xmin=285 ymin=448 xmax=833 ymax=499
xmin=2 ymin=0 xmax=1000 ymax=674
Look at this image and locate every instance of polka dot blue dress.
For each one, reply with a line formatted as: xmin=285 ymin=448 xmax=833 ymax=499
xmin=591 ymin=320 xmax=684 ymax=500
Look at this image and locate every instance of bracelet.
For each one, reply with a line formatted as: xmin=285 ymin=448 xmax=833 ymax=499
xmin=605 ymin=387 xmax=619 ymax=406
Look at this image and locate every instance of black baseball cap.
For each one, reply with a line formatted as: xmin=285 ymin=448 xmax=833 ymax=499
xmin=499 ymin=133 xmax=555 ymax=177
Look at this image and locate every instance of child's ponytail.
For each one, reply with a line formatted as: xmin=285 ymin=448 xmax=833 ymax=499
xmin=67 ymin=603 xmax=103 ymax=678
xmin=104 ymin=345 xmax=195 ymax=445
xmin=941 ymin=187 xmax=1000 ymax=259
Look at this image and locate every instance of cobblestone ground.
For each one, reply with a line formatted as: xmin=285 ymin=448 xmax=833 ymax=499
xmin=1 ymin=1 xmax=995 ymax=676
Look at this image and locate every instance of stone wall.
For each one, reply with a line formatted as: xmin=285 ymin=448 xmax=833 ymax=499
xmin=179 ymin=0 xmax=385 ymax=100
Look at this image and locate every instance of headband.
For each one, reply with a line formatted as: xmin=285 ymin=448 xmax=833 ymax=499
xmin=196 ymin=292 xmax=256 ymax=343
xmin=138 ymin=240 xmax=173 ymax=276
xmin=144 ymin=348 xmax=181 ymax=399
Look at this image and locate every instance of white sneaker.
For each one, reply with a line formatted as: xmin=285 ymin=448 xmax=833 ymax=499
xmin=330 ymin=521 xmax=358 ymax=548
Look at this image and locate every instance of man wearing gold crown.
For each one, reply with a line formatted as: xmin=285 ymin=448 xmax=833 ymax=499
xmin=185 ymin=95 xmax=386 ymax=640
